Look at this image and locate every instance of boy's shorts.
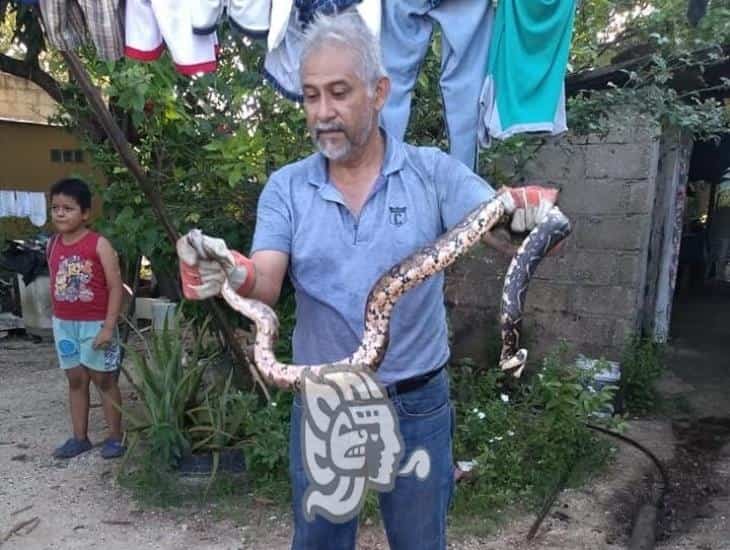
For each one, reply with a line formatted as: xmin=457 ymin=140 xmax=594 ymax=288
xmin=52 ymin=317 xmax=121 ymax=372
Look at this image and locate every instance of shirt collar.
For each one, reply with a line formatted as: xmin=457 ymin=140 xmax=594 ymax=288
xmin=306 ymin=128 xmax=406 ymax=188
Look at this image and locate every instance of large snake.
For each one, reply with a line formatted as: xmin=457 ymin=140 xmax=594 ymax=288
xmin=188 ymin=193 xmax=572 ymax=390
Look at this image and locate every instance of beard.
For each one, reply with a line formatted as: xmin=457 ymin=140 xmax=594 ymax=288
xmin=310 ymin=114 xmax=374 ymax=162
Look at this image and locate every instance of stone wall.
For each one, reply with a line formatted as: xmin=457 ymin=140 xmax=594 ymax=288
xmin=446 ymin=112 xmax=662 ymax=366
xmin=0 ymin=72 xmax=58 ymax=124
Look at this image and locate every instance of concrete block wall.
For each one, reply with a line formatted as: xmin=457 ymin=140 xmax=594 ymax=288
xmin=446 ymin=113 xmax=662 ymax=367
xmin=0 ymin=72 xmax=58 ymax=123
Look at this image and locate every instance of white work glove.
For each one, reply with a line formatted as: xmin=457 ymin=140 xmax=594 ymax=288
xmin=498 ymin=185 xmax=559 ymax=233
xmin=191 ymin=0 xmax=225 ymax=35
xmin=177 ymin=229 xmax=255 ymax=300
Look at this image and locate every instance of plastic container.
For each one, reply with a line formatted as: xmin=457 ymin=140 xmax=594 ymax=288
xmin=576 ymin=355 xmax=623 ymax=415
xmin=152 ymin=300 xmax=178 ymax=332
xmin=17 ymin=274 xmax=52 ymax=329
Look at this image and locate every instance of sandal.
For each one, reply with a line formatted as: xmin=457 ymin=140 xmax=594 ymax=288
xmin=53 ymin=437 xmax=92 ymax=459
xmin=101 ymin=438 xmax=126 ymax=459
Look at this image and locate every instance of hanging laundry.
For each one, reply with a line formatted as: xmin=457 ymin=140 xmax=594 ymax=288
xmin=38 ymin=0 xmax=124 ymax=61
xmin=191 ymin=0 xmax=270 ymax=38
xmin=126 ymin=0 xmax=219 ymax=76
xmin=264 ymin=0 xmax=380 ymax=102
xmin=478 ymin=0 xmax=577 ymax=148
xmin=29 ymin=193 xmax=48 ymax=227
xmin=379 ymin=0 xmax=494 ymax=171
xmin=0 ymin=191 xmax=47 ymax=227
xmin=0 ymin=191 xmax=17 ymax=219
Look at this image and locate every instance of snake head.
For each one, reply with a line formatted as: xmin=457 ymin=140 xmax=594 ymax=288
xmin=500 ymin=349 xmax=528 ymax=378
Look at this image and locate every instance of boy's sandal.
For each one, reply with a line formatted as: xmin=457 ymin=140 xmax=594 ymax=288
xmin=101 ymin=438 xmax=126 ymax=459
xmin=53 ymin=437 xmax=92 ymax=459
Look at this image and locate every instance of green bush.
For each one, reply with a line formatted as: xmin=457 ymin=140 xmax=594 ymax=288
xmin=620 ymin=335 xmax=665 ymax=414
xmin=451 ymin=347 xmax=619 ymax=521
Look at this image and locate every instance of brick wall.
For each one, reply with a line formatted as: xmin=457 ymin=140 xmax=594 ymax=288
xmin=446 ymin=112 xmax=662 ymax=366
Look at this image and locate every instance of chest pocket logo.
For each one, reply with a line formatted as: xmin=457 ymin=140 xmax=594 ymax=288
xmin=389 ymin=206 xmax=408 ymax=227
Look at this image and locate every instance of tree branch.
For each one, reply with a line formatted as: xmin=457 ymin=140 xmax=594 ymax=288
xmin=0 ymin=53 xmax=62 ymax=103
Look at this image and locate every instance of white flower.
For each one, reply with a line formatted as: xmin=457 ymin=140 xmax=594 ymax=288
xmin=477 ymin=412 xmax=486 ymax=420
xmin=494 ymin=436 xmax=503 ymax=441
xmin=271 ymin=401 xmax=277 ymax=407
xmin=472 ymin=407 xmax=479 ymax=413
xmin=500 ymin=393 xmax=509 ymax=403
xmin=507 ymin=430 xmax=515 ymax=437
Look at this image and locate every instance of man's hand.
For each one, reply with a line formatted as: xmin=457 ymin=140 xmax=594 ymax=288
xmin=498 ymin=185 xmax=559 ymax=233
xmin=177 ymin=230 xmax=255 ymax=300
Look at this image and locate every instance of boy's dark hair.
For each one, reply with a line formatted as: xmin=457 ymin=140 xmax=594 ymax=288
xmin=50 ymin=178 xmax=92 ymax=211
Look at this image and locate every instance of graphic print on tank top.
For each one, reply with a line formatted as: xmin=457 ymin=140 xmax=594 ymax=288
xmin=54 ymin=255 xmax=96 ymax=303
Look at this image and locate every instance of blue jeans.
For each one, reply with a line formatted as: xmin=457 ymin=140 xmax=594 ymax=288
xmin=289 ymin=369 xmax=455 ymax=550
xmin=380 ymin=0 xmax=494 ymax=170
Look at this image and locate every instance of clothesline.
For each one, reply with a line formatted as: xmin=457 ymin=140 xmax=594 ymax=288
xmin=19 ymin=0 xmax=577 ymax=167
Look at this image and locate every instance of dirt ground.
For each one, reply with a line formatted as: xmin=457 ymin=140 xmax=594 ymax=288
xmin=1 ymin=325 xmax=729 ymax=550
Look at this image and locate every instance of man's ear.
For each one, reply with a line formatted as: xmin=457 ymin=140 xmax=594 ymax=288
xmin=374 ymin=76 xmax=390 ymax=111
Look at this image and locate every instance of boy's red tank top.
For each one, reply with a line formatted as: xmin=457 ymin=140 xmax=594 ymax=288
xmin=48 ymin=231 xmax=109 ymax=321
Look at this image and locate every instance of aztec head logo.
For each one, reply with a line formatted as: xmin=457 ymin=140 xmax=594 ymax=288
xmin=300 ymin=367 xmax=430 ymax=523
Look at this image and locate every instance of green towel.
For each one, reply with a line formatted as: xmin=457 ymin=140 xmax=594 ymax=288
xmin=479 ymin=0 xmax=576 ymax=145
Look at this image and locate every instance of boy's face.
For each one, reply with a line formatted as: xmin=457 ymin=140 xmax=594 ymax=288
xmin=51 ymin=193 xmax=89 ymax=234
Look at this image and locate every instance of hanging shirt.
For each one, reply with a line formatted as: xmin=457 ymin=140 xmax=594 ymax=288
xmin=125 ymin=0 xmax=218 ymax=75
xmin=48 ymin=231 xmax=109 ymax=321
xmin=478 ymin=0 xmax=577 ymax=147
xmin=39 ymin=0 xmax=124 ymax=61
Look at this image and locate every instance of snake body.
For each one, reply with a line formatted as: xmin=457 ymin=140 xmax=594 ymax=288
xmin=195 ymin=193 xmax=571 ymax=390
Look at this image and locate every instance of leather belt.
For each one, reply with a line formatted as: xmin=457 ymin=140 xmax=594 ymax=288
xmin=389 ymin=365 xmax=446 ymax=396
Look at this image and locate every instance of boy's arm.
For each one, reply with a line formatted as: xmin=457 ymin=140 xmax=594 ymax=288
xmin=95 ymin=236 xmax=123 ymax=348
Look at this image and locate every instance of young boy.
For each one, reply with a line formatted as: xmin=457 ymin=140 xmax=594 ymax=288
xmin=47 ymin=178 xmax=125 ymax=459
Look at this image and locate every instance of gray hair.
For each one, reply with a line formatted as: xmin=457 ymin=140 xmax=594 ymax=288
xmin=299 ymin=10 xmax=388 ymax=93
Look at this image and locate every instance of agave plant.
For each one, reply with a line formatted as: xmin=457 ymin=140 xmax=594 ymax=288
xmin=122 ymin=315 xmax=212 ymax=470
xmin=185 ymin=371 xmax=256 ymax=486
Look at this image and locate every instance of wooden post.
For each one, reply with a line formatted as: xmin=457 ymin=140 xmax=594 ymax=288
xmin=61 ymin=51 xmax=270 ymax=401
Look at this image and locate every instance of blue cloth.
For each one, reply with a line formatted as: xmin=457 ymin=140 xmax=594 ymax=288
xmin=289 ymin=369 xmax=454 ymax=549
xmin=380 ymin=0 xmax=494 ymax=170
xmin=295 ymin=0 xmax=362 ymax=25
xmin=250 ymin=130 xmax=494 ymax=385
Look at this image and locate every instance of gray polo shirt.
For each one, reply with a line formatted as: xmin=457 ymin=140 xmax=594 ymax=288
xmin=250 ymin=131 xmax=494 ymax=385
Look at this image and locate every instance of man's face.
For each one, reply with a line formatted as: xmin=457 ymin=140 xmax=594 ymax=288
xmin=301 ymin=44 xmax=386 ymax=162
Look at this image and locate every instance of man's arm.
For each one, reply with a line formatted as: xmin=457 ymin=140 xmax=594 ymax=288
xmin=249 ymin=250 xmax=289 ymax=307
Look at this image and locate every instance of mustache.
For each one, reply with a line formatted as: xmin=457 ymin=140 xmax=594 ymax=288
xmin=314 ymin=123 xmax=346 ymax=136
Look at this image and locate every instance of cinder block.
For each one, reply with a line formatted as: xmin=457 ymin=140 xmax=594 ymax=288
xmin=585 ymin=143 xmax=654 ymax=180
xmin=612 ymin=318 xmax=638 ymax=348
xmin=524 ymin=281 xmax=571 ymax=313
xmin=574 ymin=215 xmax=648 ymax=251
xmin=585 ymin=113 xmax=660 ymax=145
xmin=572 ymin=285 xmax=638 ymax=318
xmin=521 ymin=140 xmax=587 ymax=184
xmin=616 ymin=254 xmax=642 ymax=287
xmin=529 ymin=311 xmax=616 ymax=350
xmin=559 ymin=179 xmax=653 ymax=216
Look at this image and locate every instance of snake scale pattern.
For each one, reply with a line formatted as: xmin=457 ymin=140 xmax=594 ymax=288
xmin=193 ymin=193 xmax=572 ymax=390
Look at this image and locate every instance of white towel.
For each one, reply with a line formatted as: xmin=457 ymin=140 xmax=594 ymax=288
xmin=0 ymin=191 xmax=17 ymax=218
xmin=28 ymin=192 xmax=48 ymax=226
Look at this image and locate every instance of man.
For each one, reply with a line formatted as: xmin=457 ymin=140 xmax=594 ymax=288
xmin=177 ymin=11 xmax=554 ymax=549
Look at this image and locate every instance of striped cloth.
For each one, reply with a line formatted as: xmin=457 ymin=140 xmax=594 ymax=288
xmin=39 ymin=0 xmax=124 ymax=61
